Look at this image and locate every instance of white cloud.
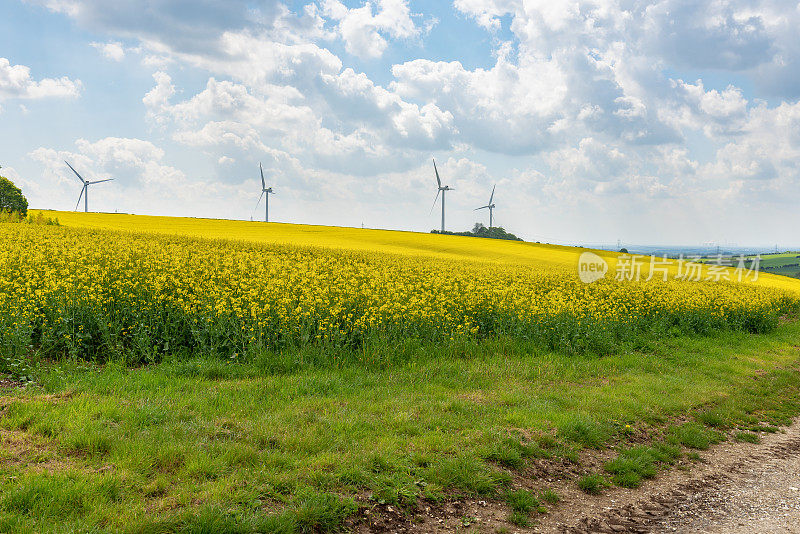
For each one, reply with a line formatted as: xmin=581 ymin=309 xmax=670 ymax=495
xmin=143 ymin=71 xmax=175 ymax=125
xmin=0 ymin=165 xmax=21 ymax=181
xmin=173 ymin=121 xmax=272 ymax=153
xmin=665 ymin=79 xmax=750 ymax=137
xmin=640 ymin=0 xmax=774 ymax=71
xmin=391 ymin=54 xmax=572 ymax=153
xmin=545 ymin=137 xmax=631 ymax=184
xmin=184 ymin=32 xmax=343 ymax=87
xmin=142 ymin=64 xmax=455 ymax=174
xmin=321 ymin=0 xmax=420 ymax=58
xmin=703 ymin=101 xmax=800 ymax=185
xmin=90 ymin=41 xmax=126 ymax=61
xmin=0 ymin=58 xmax=81 ymax=101
xmin=452 ymin=0 xmax=513 ymax=30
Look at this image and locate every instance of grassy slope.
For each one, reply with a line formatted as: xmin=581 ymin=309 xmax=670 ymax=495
xmin=32 ymin=210 xmax=800 ymax=294
xmin=760 ymin=253 xmax=800 ymax=266
xmin=758 ymin=253 xmax=800 ymax=280
xmin=2 ymin=323 xmax=800 ymax=532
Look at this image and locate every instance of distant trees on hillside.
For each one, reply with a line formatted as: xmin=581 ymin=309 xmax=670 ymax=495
xmin=431 ymin=223 xmax=523 ymax=241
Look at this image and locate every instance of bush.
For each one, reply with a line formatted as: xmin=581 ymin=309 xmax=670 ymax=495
xmin=0 ymin=210 xmax=58 ymax=225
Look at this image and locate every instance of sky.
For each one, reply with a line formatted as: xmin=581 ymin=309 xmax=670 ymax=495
xmin=1 ymin=0 xmax=799 ymax=247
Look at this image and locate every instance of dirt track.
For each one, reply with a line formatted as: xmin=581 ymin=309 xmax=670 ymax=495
xmin=366 ymin=419 xmax=800 ymax=533
xmin=543 ymin=418 xmax=800 ymax=533
xmin=653 ymin=432 xmax=800 ymax=533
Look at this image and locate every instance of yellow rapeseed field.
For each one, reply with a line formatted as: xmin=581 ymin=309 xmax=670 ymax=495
xmin=32 ymin=211 xmax=800 ymax=294
xmin=2 ymin=212 xmax=799 ymax=362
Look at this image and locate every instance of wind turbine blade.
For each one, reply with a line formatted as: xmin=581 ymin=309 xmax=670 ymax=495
xmin=75 ymin=186 xmax=85 ymax=211
xmin=89 ymin=179 xmax=114 ymax=184
xmin=65 ymin=161 xmax=86 ymax=184
xmin=433 ymin=159 xmax=441 ymax=188
xmin=429 ymin=189 xmax=441 ymax=214
xmin=489 ymin=184 xmax=495 ymax=204
xmin=260 ymin=163 xmax=265 ymax=190
xmin=474 ymin=206 xmax=489 ymax=211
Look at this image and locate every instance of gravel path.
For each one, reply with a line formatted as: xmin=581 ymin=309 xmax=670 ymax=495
xmin=360 ymin=420 xmax=800 ymax=533
xmin=549 ymin=419 xmax=800 ymax=534
xmin=657 ymin=435 xmax=800 ymax=533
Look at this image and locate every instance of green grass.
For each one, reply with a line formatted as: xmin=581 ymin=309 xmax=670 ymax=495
xmin=504 ymin=489 xmax=539 ymax=525
xmin=3 ymin=322 xmax=800 ymax=531
xmin=734 ymin=431 xmax=761 ymax=443
xmin=667 ymin=422 xmax=726 ymax=450
xmin=604 ymin=442 xmax=681 ymax=488
xmin=540 ymin=488 xmax=560 ymax=504
xmin=577 ymin=474 xmax=610 ymax=495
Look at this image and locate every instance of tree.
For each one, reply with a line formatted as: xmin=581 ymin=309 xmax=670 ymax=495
xmin=472 ymin=222 xmax=489 ymax=237
xmin=0 ymin=176 xmax=28 ymax=215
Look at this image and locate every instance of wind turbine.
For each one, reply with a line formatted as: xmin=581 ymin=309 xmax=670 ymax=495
xmin=65 ymin=161 xmax=113 ymax=213
xmin=254 ymin=163 xmax=275 ymax=222
xmin=431 ymin=159 xmax=453 ymax=233
xmin=475 ymin=185 xmax=496 ymax=228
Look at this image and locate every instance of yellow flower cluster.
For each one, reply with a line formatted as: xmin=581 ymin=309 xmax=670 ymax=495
xmin=1 ymin=218 xmax=798 ymax=360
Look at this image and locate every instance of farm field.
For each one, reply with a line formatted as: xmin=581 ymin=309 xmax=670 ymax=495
xmin=753 ymin=252 xmax=800 ymax=266
xmin=32 ymin=210 xmax=591 ymax=268
xmin=30 ymin=211 xmax=800 ymax=292
xmin=5 ymin=212 xmax=800 ymax=362
xmin=3 ymin=214 xmax=800 ymax=532
xmin=751 ymin=252 xmax=800 ymax=280
xmin=700 ymin=251 xmax=800 ymax=280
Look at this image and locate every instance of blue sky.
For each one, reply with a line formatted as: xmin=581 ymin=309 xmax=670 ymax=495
xmin=1 ymin=0 xmax=799 ymax=246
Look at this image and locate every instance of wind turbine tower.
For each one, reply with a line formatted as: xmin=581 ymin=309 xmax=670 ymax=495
xmin=255 ymin=163 xmax=275 ymax=222
xmin=65 ymin=161 xmax=113 ymax=213
xmin=475 ymin=185 xmax=496 ymax=228
xmin=431 ymin=159 xmax=453 ymax=233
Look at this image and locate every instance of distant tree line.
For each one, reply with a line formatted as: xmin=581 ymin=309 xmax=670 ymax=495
xmin=763 ymin=264 xmax=800 ymax=269
xmin=431 ymin=223 xmax=523 ymax=241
